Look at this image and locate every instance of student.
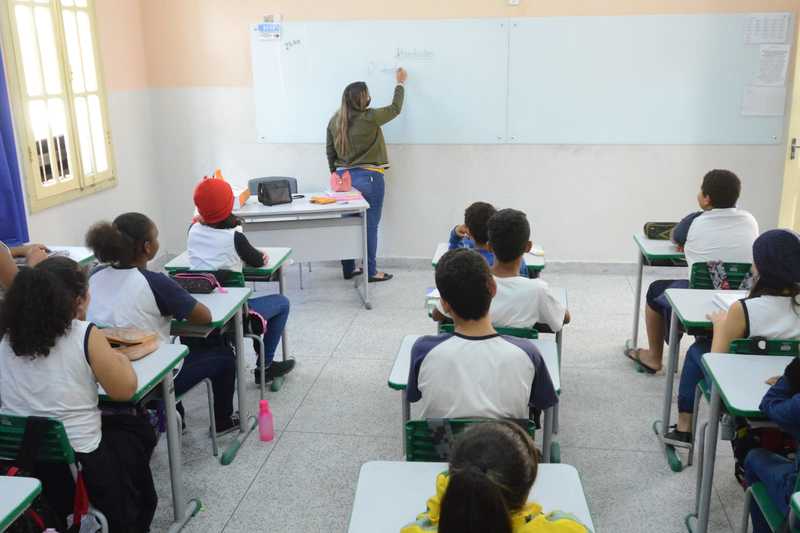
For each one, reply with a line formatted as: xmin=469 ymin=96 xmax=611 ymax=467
xmin=486 ymin=209 xmax=569 ymax=331
xmin=0 ymin=257 xmax=157 ymax=532
xmin=409 ymin=249 xmax=557 ymax=419
xmin=85 ymin=212 xmax=239 ymax=434
xmin=0 ymin=241 xmax=48 ymax=289
xmin=448 ymin=201 xmax=528 ymax=277
xmin=665 ymin=229 xmax=800 ymax=445
xmin=189 ymin=177 xmax=294 ymax=383
xmin=626 ymin=169 xmax=759 ymax=373
xmin=745 ymin=356 xmax=800 ymax=533
xmin=401 ymin=421 xmax=589 ymax=533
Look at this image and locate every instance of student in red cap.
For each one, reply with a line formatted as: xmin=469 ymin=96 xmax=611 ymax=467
xmin=188 ymin=177 xmax=294 ymax=384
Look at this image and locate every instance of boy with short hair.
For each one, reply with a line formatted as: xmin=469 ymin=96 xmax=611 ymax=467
xmin=487 ymin=208 xmax=570 ymax=331
xmin=449 ymin=201 xmax=528 ymax=276
xmin=626 ymin=169 xmax=759 ymax=373
xmin=408 ymin=248 xmax=558 ymax=419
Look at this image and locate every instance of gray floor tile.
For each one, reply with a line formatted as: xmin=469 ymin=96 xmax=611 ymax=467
xmin=223 ymin=431 xmax=401 ymax=533
xmin=333 ymin=308 xmax=435 ymax=359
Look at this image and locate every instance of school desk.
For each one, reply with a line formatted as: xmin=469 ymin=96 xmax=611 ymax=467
xmin=653 ymin=289 xmax=748 ymax=473
xmin=388 ymin=335 xmax=561 ymax=463
xmin=99 ymin=343 xmax=197 ymax=530
xmin=233 ymin=195 xmax=372 ymax=309
xmin=432 ymin=242 xmax=546 ymax=277
xmin=170 ymin=287 xmax=255 ymax=462
xmin=626 ymin=234 xmax=686 ymax=353
xmin=0 ymin=477 xmax=41 ymax=531
xmin=46 ymin=245 xmax=95 ymax=266
xmin=347 ymin=461 xmax=594 ymax=533
xmin=164 ymin=246 xmax=293 ymax=372
xmin=691 ymin=353 xmax=793 ymax=533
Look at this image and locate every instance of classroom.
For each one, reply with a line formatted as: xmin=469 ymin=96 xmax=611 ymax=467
xmin=1 ymin=0 xmax=800 ymax=532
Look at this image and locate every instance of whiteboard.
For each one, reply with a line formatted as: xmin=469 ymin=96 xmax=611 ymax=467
xmin=251 ymin=14 xmax=791 ymax=145
xmin=508 ymin=14 xmax=789 ymax=144
xmin=251 ymin=19 xmax=509 ymax=144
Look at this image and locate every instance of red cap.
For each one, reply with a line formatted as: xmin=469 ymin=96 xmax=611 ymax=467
xmin=194 ymin=178 xmax=234 ymax=224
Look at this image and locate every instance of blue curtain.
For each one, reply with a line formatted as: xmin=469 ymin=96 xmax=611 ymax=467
xmin=0 ymin=50 xmax=29 ymax=246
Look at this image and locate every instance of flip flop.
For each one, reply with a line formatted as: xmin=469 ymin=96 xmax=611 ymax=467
xmin=623 ymin=347 xmax=659 ymax=374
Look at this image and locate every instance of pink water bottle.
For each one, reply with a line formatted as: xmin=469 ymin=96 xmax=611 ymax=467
xmin=258 ymin=399 xmax=274 ymax=442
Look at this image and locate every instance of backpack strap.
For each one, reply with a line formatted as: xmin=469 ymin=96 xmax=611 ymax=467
xmin=14 ymin=416 xmax=50 ymax=472
xmin=426 ymin=419 xmax=456 ymax=460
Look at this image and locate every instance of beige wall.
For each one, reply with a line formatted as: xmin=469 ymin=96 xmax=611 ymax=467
xmin=139 ymin=0 xmax=800 ymax=88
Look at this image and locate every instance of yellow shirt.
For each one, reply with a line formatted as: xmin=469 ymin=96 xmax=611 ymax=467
xmin=401 ymin=473 xmax=590 ymax=533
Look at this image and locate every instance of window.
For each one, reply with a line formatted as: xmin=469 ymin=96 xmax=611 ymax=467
xmin=1 ymin=0 xmax=115 ymax=212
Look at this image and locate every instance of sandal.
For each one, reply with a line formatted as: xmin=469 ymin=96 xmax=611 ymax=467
xmin=623 ymin=347 xmax=660 ymax=374
xmin=369 ymin=272 xmax=393 ymax=283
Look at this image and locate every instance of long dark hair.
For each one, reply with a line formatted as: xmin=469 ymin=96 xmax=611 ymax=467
xmin=334 ymin=81 xmax=369 ymax=156
xmin=86 ymin=212 xmax=154 ymax=266
xmin=0 ymin=257 xmax=87 ymax=357
xmin=439 ymin=421 xmax=540 ymax=533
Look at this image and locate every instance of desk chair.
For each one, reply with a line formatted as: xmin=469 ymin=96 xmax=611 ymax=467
xmin=405 ymin=418 xmax=536 ymax=462
xmin=741 ymin=473 xmax=800 ymax=532
xmin=437 ymin=322 xmax=538 ymax=339
xmin=689 ymin=262 xmax=752 ymax=290
xmin=0 ymin=415 xmax=109 ymax=532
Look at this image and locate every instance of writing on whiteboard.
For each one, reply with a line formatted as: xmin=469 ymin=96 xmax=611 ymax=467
xmin=284 ymin=39 xmax=301 ymax=51
xmin=395 ymin=48 xmax=434 ymax=60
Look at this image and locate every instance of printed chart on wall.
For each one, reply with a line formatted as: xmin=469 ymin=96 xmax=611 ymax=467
xmin=251 ymin=14 xmax=793 ymax=145
xmin=250 ymin=19 xmax=509 ymax=144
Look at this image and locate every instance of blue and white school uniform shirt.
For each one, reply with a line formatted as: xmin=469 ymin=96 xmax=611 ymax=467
xmin=88 ymin=266 xmax=198 ymax=342
xmin=187 ymin=223 xmax=264 ymax=272
xmin=742 ymin=295 xmax=800 ymax=340
xmin=673 ymin=208 xmax=759 ymax=270
xmin=407 ymin=333 xmax=558 ymax=419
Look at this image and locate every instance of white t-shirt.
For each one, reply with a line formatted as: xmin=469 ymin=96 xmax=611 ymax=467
xmin=187 ymin=224 xmax=242 ymax=272
xmin=743 ymin=295 xmax=800 ymax=340
xmin=0 ymin=320 xmax=101 ymax=453
xmin=684 ymin=208 xmax=759 ymax=270
xmin=491 ymin=276 xmax=566 ymax=332
xmin=407 ymin=333 xmax=558 ymax=420
xmin=434 ymin=275 xmax=566 ymax=332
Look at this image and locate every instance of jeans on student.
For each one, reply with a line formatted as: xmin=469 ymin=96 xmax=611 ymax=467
xmin=677 ymin=337 xmax=713 ymax=413
xmin=744 ymin=448 xmax=798 ymax=533
xmin=175 ymin=337 xmax=236 ymax=421
xmin=646 ymin=278 xmax=691 ymax=343
xmin=340 ymin=168 xmax=385 ymax=278
xmin=247 ymin=293 xmax=290 ymax=367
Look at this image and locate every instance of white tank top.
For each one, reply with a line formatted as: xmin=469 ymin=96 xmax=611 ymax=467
xmin=187 ymin=224 xmax=242 ymax=272
xmin=0 ymin=320 xmax=101 ymax=453
xmin=743 ymin=295 xmax=800 ymax=340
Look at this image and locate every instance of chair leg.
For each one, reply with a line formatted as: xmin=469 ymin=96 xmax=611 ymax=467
xmin=694 ymin=421 xmax=708 ymax=516
xmin=204 ymin=378 xmax=218 ymax=457
xmin=247 ymin=333 xmax=267 ymax=400
xmin=739 ymin=487 xmax=753 ymax=533
xmin=688 ymin=385 xmax=703 ymax=467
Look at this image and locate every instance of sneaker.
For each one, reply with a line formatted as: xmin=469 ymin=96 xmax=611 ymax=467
xmin=253 ymin=359 xmax=296 ymax=384
xmin=214 ymin=413 xmax=241 ymax=436
xmin=663 ymin=426 xmax=692 ymax=446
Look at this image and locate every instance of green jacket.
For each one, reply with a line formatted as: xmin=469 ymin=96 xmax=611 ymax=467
xmin=326 ymin=85 xmax=404 ymax=172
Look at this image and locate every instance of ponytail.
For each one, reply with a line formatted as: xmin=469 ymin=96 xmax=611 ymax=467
xmin=86 ymin=212 xmax=153 ymax=266
xmin=439 ymin=467 xmax=513 ymax=533
xmin=0 ymin=257 xmax=87 ymax=357
xmin=334 ymin=81 xmax=369 ymax=156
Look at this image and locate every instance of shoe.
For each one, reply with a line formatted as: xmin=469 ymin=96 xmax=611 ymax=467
xmin=663 ymin=426 xmax=692 ymax=446
xmin=368 ymin=272 xmax=393 ymax=283
xmin=176 ymin=401 xmax=187 ymax=433
xmin=254 ymin=359 xmax=296 ymax=384
xmin=214 ymin=413 xmax=241 ymax=436
xmin=343 ymin=269 xmax=363 ymax=280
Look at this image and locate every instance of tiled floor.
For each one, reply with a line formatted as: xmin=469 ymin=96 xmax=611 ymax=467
xmin=147 ymin=262 xmax=748 ymax=532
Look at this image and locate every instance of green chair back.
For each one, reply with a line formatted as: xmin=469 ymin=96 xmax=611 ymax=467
xmin=169 ymin=270 xmax=246 ymax=288
xmin=405 ymin=418 xmax=535 ymax=462
xmin=689 ymin=262 xmax=751 ymax=290
xmin=0 ymin=414 xmax=75 ymax=464
xmin=437 ymin=323 xmax=538 ymax=339
xmin=730 ymin=338 xmax=800 ymax=357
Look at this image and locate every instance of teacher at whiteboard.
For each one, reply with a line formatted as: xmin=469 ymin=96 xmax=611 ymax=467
xmin=326 ymin=67 xmax=407 ymax=283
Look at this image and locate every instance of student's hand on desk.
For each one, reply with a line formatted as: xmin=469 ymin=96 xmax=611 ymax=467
xmin=766 ymin=376 xmax=780 ymax=386
xmin=25 ymin=246 xmax=49 ymax=267
xmin=676 ymin=245 xmax=685 ymax=252
xmin=13 ymin=243 xmax=48 ymax=257
xmin=706 ymin=310 xmax=727 ymax=329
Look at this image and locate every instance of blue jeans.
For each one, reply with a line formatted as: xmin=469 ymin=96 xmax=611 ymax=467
xmin=646 ymin=279 xmax=690 ymax=343
xmin=340 ymin=168 xmax=385 ymax=278
xmin=744 ymin=448 xmax=798 ymax=533
xmin=175 ymin=337 xmax=236 ymax=421
xmin=247 ymin=293 xmax=290 ymax=367
xmin=677 ymin=337 xmax=712 ymax=413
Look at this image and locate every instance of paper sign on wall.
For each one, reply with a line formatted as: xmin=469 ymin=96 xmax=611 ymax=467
xmin=754 ymin=44 xmax=790 ymax=86
xmin=744 ymin=13 xmax=790 ymax=44
xmin=257 ymin=15 xmax=282 ymax=41
xmin=741 ymin=85 xmax=786 ymax=116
